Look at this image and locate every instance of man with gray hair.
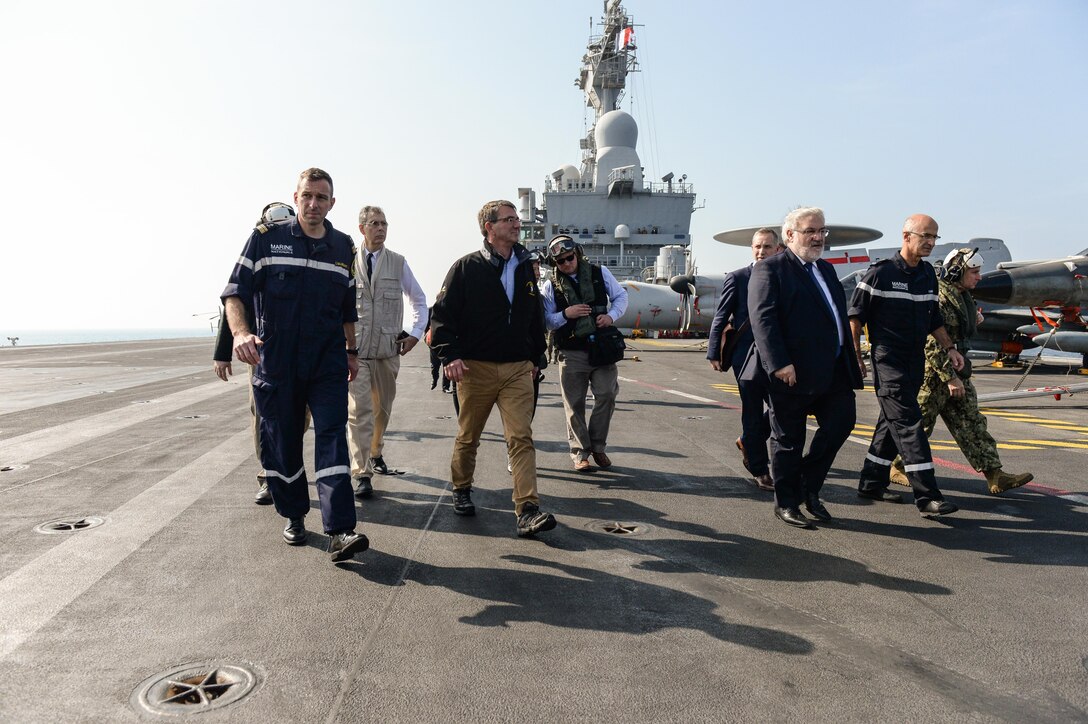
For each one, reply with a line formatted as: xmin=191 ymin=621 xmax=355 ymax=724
xmin=347 ymin=206 xmax=428 ymax=499
xmin=744 ymin=207 xmax=863 ymax=529
xmin=708 ymin=228 xmax=784 ymax=491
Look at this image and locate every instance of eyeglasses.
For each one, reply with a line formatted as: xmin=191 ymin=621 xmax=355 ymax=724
xmin=555 ymin=254 xmax=577 ymax=265
xmin=493 ymin=216 xmax=520 ymax=224
xmin=793 ymin=228 xmax=830 ymax=239
xmin=364 ymin=220 xmax=388 ymax=228
xmin=906 ymin=231 xmax=941 ymax=241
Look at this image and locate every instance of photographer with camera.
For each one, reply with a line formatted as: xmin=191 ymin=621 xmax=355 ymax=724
xmin=541 ymin=235 xmax=628 ymax=472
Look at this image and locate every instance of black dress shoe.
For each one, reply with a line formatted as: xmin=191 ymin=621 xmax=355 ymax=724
xmin=919 ymin=500 xmax=959 ymax=517
xmin=857 ymin=488 xmax=904 ymax=503
xmin=805 ymin=497 xmax=833 ymax=522
xmin=354 ymin=476 xmax=373 ymax=499
xmin=328 ymin=531 xmax=370 ymax=562
xmin=754 ymin=473 xmax=775 ymax=492
xmin=774 ymin=506 xmax=815 ymax=529
xmin=254 ymin=480 xmax=273 ymax=505
xmin=371 ymin=456 xmax=390 ymax=475
xmin=283 ymin=517 xmax=307 ymax=545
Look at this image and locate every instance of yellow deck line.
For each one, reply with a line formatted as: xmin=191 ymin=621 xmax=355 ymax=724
xmin=1006 ymin=439 xmax=1088 ymax=449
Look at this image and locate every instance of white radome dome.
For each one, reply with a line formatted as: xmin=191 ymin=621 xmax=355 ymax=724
xmin=594 ymin=110 xmax=638 ymax=149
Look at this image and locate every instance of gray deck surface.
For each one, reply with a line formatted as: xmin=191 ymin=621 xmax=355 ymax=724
xmin=0 ymin=337 xmax=1085 ymax=723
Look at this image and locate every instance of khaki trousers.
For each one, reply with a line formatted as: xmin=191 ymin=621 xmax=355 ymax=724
xmin=451 ymin=359 xmax=538 ymax=515
xmin=347 ymin=355 xmax=400 ymax=477
xmin=558 ymin=349 xmax=619 ymax=461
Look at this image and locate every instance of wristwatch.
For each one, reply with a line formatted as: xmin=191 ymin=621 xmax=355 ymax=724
xmin=346 ymin=347 xmax=359 ymax=356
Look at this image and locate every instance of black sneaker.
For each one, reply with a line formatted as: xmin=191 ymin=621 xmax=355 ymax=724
xmin=516 ymin=504 xmax=556 ymax=537
xmin=328 ymin=531 xmax=369 ymax=562
xmin=452 ymin=488 xmax=475 ymax=516
xmin=354 ymin=476 xmax=373 ymax=499
xmin=371 ymin=456 xmax=390 ymax=475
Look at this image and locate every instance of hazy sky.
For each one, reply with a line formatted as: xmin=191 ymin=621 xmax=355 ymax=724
xmin=2 ymin=0 xmax=1084 ymax=331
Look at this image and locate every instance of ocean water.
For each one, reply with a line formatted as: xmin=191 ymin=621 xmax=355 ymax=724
xmin=1 ymin=329 xmax=215 ymax=347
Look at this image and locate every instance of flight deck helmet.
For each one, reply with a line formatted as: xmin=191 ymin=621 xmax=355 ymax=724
xmin=260 ymin=202 xmax=296 ymax=226
xmin=940 ymin=247 xmax=983 ymax=283
xmin=547 ymin=235 xmax=582 ymax=267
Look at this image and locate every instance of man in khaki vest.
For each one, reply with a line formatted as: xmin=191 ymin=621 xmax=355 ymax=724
xmin=348 ymin=206 xmax=428 ymax=498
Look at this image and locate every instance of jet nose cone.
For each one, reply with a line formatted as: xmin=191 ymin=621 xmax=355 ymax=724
xmin=669 ymin=274 xmax=695 ymax=295
xmin=972 ymin=269 xmax=1013 ymax=304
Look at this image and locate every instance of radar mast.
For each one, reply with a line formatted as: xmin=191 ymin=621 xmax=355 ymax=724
xmin=578 ymin=0 xmax=639 ymax=182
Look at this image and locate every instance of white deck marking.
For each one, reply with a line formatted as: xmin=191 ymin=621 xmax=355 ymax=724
xmin=0 ymin=428 xmax=252 ymax=659
xmin=0 ymin=365 xmax=206 ymax=414
xmin=0 ymin=381 xmax=238 ymax=463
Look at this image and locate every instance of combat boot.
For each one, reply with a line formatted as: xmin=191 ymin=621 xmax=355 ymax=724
xmin=889 ymin=461 xmax=910 ymax=487
xmin=984 ymin=468 xmax=1033 ymax=495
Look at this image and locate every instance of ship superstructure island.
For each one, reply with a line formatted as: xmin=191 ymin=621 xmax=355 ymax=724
xmin=517 ymin=0 xmax=695 ymax=284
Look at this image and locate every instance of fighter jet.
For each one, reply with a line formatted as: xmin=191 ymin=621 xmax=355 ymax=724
xmin=971 ymin=250 xmax=1088 ymax=366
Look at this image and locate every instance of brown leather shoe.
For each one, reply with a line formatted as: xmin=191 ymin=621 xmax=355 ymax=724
xmin=754 ymin=473 xmax=774 ymax=491
xmin=574 ymin=459 xmax=594 ymax=473
xmin=591 ymin=452 xmax=612 ymax=469
xmin=735 ymin=438 xmax=750 ymax=471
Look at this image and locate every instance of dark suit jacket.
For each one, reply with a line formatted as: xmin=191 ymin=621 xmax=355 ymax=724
xmin=706 ymin=264 xmax=755 ymax=375
xmin=742 ymin=247 xmax=863 ymax=395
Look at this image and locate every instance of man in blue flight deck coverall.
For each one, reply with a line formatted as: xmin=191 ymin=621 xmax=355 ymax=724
xmin=848 ymin=213 xmax=965 ymax=518
xmin=223 ymin=167 xmax=370 ymax=563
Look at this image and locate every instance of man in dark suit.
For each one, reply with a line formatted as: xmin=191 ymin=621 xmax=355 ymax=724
xmin=743 ymin=207 xmax=863 ymax=529
xmin=707 ymin=228 xmax=784 ymax=491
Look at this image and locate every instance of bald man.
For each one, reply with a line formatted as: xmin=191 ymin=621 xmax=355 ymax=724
xmin=848 ymin=214 xmax=965 ymax=518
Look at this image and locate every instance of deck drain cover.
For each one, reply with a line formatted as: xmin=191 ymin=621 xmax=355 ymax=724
xmin=176 ymin=414 xmax=209 ymax=420
xmin=1 ymin=464 xmax=28 ymax=473
xmin=131 ymin=662 xmax=260 ymax=717
xmin=585 ymin=520 xmax=653 ymax=536
xmin=34 ymin=516 xmax=106 ymax=534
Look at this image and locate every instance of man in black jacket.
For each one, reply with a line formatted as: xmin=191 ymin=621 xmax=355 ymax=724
xmin=744 ymin=207 xmax=864 ymax=529
xmin=430 ymin=199 xmax=555 ymax=538
xmin=707 ymin=228 xmax=783 ymax=491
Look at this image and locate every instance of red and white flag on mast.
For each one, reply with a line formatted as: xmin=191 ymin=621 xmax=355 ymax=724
xmin=622 ymin=26 xmax=635 ymax=47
